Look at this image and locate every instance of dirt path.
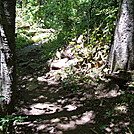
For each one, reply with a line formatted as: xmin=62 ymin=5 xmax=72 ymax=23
xmin=15 ymin=42 xmax=133 ymax=134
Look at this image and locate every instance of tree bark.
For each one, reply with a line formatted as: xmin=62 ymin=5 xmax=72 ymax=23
xmin=108 ymin=0 xmax=134 ymax=73
xmin=0 ymin=0 xmax=16 ymax=116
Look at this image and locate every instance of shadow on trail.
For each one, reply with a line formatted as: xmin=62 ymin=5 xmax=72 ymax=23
xmin=16 ymin=40 xmax=133 ymax=134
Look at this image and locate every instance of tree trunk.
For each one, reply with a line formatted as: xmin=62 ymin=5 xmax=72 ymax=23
xmin=108 ymin=0 xmax=134 ymax=73
xmin=0 ymin=0 xmax=16 ymax=116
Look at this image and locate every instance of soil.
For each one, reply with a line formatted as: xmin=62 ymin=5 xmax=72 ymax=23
xmin=15 ymin=41 xmax=134 ymax=134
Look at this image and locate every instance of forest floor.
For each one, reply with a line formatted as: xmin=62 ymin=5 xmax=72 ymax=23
xmin=15 ymin=40 xmax=134 ymax=134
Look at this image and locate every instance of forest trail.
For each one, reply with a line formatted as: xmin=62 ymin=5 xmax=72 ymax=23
xmin=16 ymin=41 xmax=96 ymax=134
xmin=15 ymin=41 xmax=133 ymax=134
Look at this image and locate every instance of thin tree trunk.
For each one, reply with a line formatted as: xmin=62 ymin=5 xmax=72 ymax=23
xmin=0 ymin=0 xmax=16 ymax=116
xmin=108 ymin=0 xmax=134 ymax=73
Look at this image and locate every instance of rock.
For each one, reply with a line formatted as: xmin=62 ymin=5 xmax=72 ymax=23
xmin=50 ymin=57 xmax=81 ymax=70
xmin=62 ymin=48 xmax=74 ymax=59
xmin=77 ymin=35 xmax=84 ymax=44
xmin=66 ymin=58 xmax=79 ymax=66
xmin=51 ymin=58 xmax=68 ymax=69
xmin=56 ymin=51 xmax=61 ymax=59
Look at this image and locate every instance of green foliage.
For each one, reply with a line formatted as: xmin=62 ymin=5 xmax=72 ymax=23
xmin=128 ymin=81 xmax=134 ymax=88
xmin=61 ymin=65 xmax=104 ymax=91
xmin=99 ymin=125 xmax=107 ymax=130
xmin=0 ymin=96 xmax=6 ymax=99
xmin=0 ymin=115 xmax=27 ymax=133
xmin=62 ymin=67 xmax=80 ymax=91
xmin=16 ymin=0 xmax=119 ymax=46
xmin=16 ymin=32 xmax=34 ymax=50
xmin=41 ymin=35 xmax=66 ymax=61
xmin=125 ymin=93 xmax=134 ymax=103
xmin=16 ymin=29 xmax=54 ymax=50
xmin=16 ymin=0 xmax=119 ymax=91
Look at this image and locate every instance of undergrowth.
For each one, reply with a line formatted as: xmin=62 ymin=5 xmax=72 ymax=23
xmin=0 ymin=115 xmax=27 ymax=134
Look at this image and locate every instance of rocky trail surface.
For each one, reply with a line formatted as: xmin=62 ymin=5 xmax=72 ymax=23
xmin=16 ymin=42 xmax=96 ymax=134
xmin=15 ymin=41 xmax=133 ymax=134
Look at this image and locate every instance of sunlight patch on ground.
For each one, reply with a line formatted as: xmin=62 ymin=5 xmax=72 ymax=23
xmin=105 ymin=121 xmax=130 ymax=133
xmin=96 ymin=89 xmax=121 ymax=99
xmin=23 ymin=101 xmax=81 ymax=115
xmin=75 ymin=111 xmax=95 ymax=125
xmin=37 ymin=76 xmax=59 ymax=85
xmin=114 ymin=104 xmax=128 ymax=114
xmin=32 ymin=95 xmax=48 ymax=102
xmin=57 ymin=121 xmax=76 ymax=130
xmin=34 ymin=111 xmax=95 ymax=133
xmin=63 ymin=105 xmax=77 ymax=111
xmin=24 ymin=102 xmax=63 ymax=115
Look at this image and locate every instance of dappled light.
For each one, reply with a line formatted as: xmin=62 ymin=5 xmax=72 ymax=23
xmin=15 ymin=43 xmax=133 ymax=133
xmin=24 ymin=102 xmax=63 ymax=115
xmin=0 ymin=0 xmax=133 ymax=133
xmin=14 ymin=41 xmax=134 ymax=133
xmin=15 ymin=52 xmax=133 ymax=133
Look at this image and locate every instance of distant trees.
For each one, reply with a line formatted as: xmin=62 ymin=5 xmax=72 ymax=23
xmin=0 ymin=0 xmax=16 ymax=115
xmin=16 ymin=0 xmax=119 ymax=46
xmin=108 ymin=0 xmax=134 ymax=73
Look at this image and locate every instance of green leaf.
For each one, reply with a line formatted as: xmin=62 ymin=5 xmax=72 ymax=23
xmin=99 ymin=125 xmax=107 ymax=130
xmin=0 ymin=96 xmax=6 ymax=99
